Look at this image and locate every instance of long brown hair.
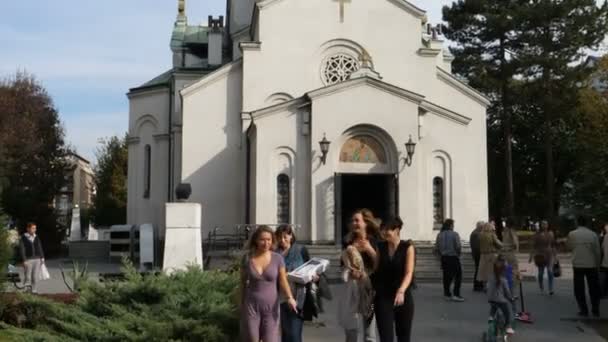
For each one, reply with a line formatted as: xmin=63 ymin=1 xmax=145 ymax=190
xmin=246 ymin=225 xmax=275 ymax=255
xmin=357 ymin=208 xmax=380 ymax=240
xmin=493 ymin=257 xmax=506 ymax=287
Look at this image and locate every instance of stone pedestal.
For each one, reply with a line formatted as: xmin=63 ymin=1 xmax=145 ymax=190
xmin=163 ymin=203 xmax=203 ymax=274
xmin=68 ymin=207 xmax=82 ymax=241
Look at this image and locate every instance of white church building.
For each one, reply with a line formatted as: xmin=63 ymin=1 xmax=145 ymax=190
xmin=127 ymin=0 xmax=490 ymax=245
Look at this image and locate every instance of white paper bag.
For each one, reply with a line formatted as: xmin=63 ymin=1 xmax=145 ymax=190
xmin=39 ymin=263 xmax=51 ymax=281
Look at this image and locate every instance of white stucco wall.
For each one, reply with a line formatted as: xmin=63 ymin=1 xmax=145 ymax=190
xmin=241 ymin=0 xmax=439 ymax=112
xmin=127 ymin=88 xmax=171 ymax=239
xmin=181 ymin=61 xmax=245 ymax=238
xmin=250 ymin=103 xmax=312 ymax=240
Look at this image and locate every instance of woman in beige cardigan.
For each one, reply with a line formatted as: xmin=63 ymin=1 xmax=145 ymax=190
xmin=477 ymin=222 xmax=503 ymax=286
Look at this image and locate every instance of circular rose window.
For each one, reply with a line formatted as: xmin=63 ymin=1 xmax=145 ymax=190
xmin=322 ymin=54 xmax=360 ymax=85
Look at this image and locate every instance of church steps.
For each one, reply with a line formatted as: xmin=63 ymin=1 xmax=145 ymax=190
xmin=306 ymin=243 xmax=478 ymax=283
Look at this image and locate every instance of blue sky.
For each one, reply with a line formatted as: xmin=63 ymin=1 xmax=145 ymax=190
xmin=0 ymin=0 xmax=451 ymax=162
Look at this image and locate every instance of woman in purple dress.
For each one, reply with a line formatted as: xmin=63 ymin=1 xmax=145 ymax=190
xmin=240 ymin=225 xmax=298 ymax=342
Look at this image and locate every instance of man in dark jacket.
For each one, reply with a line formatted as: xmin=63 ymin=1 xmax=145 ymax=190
xmin=436 ymin=219 xmax=464 ymax=301
xmin=19 ymin=222 xmax=45 ymax=293
xmin=470 ymin=221 xmax=484 ymax=292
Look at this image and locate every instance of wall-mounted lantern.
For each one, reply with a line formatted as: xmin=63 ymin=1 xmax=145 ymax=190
xmin=319 ymin=134 xmax=331 ymax=165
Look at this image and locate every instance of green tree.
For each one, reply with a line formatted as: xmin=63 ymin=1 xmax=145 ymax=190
xmin=0 ymin=71 xmax=69 ymax=255
xmin=91 ymin=135 xmax=127 ymax=227
xmin=443 ymin=0 xmax=524 ymax=217
xmin=566 ymin=56 xmax=608 ymax=220
xmin=444 ymin=1 xmax=608 ymax=221
xmin=515 ymin=0 xmax=608 ymax=220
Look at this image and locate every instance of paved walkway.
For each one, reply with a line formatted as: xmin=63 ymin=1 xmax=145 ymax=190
xmin=304 ymin=280 xmax=607 ymax=341
xmin=11 ymin=259 xmax=608 ymax=341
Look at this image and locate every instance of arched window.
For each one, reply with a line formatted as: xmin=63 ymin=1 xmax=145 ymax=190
xmin=277 ymin=174 xmax=290 ymax=224
xmin=143 ymin=145 xmax=151 ymax=198
xmin=433 ymin=177 xmax=444 ymax=230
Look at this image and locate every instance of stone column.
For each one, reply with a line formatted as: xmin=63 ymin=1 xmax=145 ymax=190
xmin=163 ymin=202 xmax=203 ymax=274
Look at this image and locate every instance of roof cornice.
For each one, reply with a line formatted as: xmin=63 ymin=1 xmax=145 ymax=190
xmin=240 ymin=42 xmax=262 ymax=52
xmin=256 ymin=0 xmax=425 ymax=18
xmin=386 ymin=0 xmax=426 ymax=18
xmin=127 ymin=86 xmax=170 ymax=99
xmin=420 ymin=100 xmax=471 ymax=126
xmin=249 ymin=97 xmax=309 ymax=120
xmin=180 ymin=59 xmax=243 ymax=97
xmin=436 ymin=67 xmax=491 ymax=107
xmin=246 ymin=76 xmax=472 ymax=126
xmin=307 ymin=76 xmax=425 ymax=104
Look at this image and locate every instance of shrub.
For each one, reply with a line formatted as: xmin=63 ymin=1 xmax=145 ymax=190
xmin=0 ymin=263 xmax=240 ymax=341
xmin=0 ymin=216 xmax=12 ymax=291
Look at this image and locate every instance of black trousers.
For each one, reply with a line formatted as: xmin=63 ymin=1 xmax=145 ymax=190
xmin=472 ymin=252 xmax=483 ymax=290
xmin=441 ymin=256 xmax=462 ymax=297
xmin=573 ymin=267 xmax=601 ymax=315
xmin=375 ymin=292 xmax=414 ymax=342
xmin=601 ymin=267 xmax=608 ymax=298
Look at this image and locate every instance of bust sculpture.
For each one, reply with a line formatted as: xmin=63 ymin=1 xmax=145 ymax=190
xmin=175 ymin=183 xmax=192 ymax=202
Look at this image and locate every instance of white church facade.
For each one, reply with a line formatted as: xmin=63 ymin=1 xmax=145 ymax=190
xmin=127 ymin=0 xmax=490 ymax=244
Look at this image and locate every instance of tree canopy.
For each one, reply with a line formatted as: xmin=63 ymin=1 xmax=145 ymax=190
xmin=91 ymin=135 xmax=128 ymax=227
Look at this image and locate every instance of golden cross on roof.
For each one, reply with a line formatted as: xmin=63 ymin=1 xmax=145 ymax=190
xmin=333 ymin=0 xmax=351 ymax=23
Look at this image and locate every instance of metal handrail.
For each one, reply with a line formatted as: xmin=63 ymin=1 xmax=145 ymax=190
xmin=204 ymin=224 xmax=302 ymax=268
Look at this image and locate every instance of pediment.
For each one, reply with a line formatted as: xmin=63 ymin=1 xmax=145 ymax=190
xmin=249 ymin=76 xmax=472 ymax=126
xmin=306 ymin=76 xmax=425 ymax=104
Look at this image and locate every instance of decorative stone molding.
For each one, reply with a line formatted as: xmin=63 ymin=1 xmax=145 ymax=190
xmin=417 ymin=48 xmax=442 ymax=57
xmin=127 ymin=136 xmax=141 ymax=145
xmin=420 ymin=101 xmax=471 ymax=126
xmin=239 ymin=42 xmax=262 ymax=52
xmin=436 ymin=67 xmax=491 ymax=107
xmin=180 ymin=59 xmax=242 ymax=97
xmin=153 ymin=133 xmax=171 ymax=141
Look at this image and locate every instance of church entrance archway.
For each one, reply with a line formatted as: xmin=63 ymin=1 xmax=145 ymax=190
xmin=332 ymin=125 xmax=399 ymax=246
xmin=335 ymin=173 xmax=398 ymax=246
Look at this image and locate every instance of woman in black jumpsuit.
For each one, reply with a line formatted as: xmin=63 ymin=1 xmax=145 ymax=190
xmin=373 ymin=216 xmax=415 ymax=342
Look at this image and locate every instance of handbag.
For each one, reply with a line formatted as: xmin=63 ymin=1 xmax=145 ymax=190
xmin=39 ymin=263 xmax=51 ymax=281
xmin=553 ymin=260 xmax=562 ymax=278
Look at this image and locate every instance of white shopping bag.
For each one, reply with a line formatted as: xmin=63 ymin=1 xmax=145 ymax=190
xmin=39 ymin=263 xmax=51 ymax=281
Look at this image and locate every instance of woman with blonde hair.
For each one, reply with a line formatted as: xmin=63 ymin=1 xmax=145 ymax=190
xmin=477 ymin=222 xmax=503 ymax=286
xmin=240 ymin=225 xmax=297 ymax=342
xmin=342 ymin=209 xmax=379 ymax=342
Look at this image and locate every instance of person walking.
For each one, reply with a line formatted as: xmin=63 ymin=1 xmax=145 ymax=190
xmin=477 ymin=222 xmax=503 ymax=287
xmin=275 ymin=225 xmax=311 ymax=342
xmin=240 ymin=225 xmax=297 ymax=342
xmin=601 ymin=223 xmax=608 ymax=299
xmin=435 ymin=219 xmax=464 ymax=302
xmin=501 ymin=218 xmax=520 ymax=293
xmin=568 ymin=216 xmax=602 ymax=317
xmin=529 ymin=220 xmax=556 ymax=295
xmin=487 ymin=257 xmax=515 ymax=335
xmin=373 ymin=217 xmax=415 ymax=342
xmin=470 ymin=221 xmax=484 ymax=292
xmin=19 ymin=222 xmax=44 ymax=293
xmin=342 ymin=209 xmax=379 ymax=342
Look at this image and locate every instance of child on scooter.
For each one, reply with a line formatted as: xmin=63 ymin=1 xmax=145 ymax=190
xmin=488 ymin=257 xmax=515 ymax=335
